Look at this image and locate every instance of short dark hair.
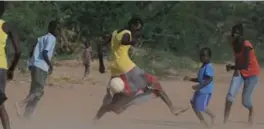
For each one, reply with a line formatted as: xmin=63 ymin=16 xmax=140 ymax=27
xmin=48 ymin=20 xmax=58 ymax=32
xmin=0 ymin=1 xmax=5 ymax=17
xmin=200 ymin=47 xmax=212 ymax=58
xmin=128 ymin=15 xmax=143 ymax=27
xmin=232 ymin=23 xmax=243 ymax=35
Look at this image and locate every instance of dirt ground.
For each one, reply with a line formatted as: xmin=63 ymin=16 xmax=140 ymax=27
xmin=4 ymin=60 xmax=264 ymax=129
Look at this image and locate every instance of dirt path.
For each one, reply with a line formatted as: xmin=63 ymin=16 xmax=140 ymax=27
xmin=3 ymin=61 xmax=264 ymax=129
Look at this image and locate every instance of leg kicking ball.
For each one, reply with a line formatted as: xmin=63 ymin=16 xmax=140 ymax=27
xmin=109 ymin=77 xmax=125 ymax=94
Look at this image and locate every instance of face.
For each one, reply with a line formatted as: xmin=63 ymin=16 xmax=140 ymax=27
xmin=231 ymin=29 xmax=240 ymax=42
xmin=52 ymin=26 xmax=59 ymax=37
xmin=84 ymin=41 xmax=90 ymax=48
xmin=131 ymin=23 xmax=142 ymax=34
xmin=199 ymin=52 xmax=209 ymax=63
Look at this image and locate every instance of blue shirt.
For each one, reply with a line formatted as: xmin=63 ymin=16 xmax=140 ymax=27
xmin=197 ymin=63 xmax=214 ymax=94
xmin=28 ymin=33 xmax=56 ymax=72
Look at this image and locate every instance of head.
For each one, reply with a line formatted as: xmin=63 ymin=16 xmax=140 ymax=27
xmin=48 ymin=20 xmax=59 ymax=37
xmin=128 ymin=16 xmax=143 ymax=34
xmin=0 ymin=1 xmax=5 ymax=18
xmin=84 ymin=40 xmax=91 ymax=48
xmin=231 ymin=23 xmax=243 ymax=42
xmin=199 ymin=47 xmax=212 ymax=63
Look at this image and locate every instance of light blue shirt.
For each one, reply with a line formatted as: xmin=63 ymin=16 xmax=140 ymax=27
xmin=197 ymin=63 xmax=214 ymax=94
xmin=29 ymin=33 xmax=56 ymax=72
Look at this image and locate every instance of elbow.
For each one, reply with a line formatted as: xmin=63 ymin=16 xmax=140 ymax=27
xmin=241 ymin=63 xmax=249 ymax=70
xmin=15 ymin=51 xmax=21 ymax=58
xmin=42 ymin=51 xmax=48 ymax=58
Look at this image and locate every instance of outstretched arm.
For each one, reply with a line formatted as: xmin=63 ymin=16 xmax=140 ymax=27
xmin=189 ymin=78 xmax=198 ymax=82
xmin=2 ymin=22 xmax=21 ymax=72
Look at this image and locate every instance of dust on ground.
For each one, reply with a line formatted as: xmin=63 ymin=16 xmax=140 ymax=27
xmin=4 ymin=60 xmax=264 ymax=129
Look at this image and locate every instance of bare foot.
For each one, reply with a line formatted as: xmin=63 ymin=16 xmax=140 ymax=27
xmin=210 ymin=115 xmax=215 ymax=125
xmin=173 ymin=106 xmax=190 ymax=116
xmin=15 ymin=102 xmax=24 ymax=118
xmin=248 ymin=108 xmax=254 ymax=125
xmin=200 ymin=120 xmax=210 ymax=128
xmin=248 ymin=115 xmax=254 ymax=125
xmin=223 ymin=116 xmax=228 ymax=124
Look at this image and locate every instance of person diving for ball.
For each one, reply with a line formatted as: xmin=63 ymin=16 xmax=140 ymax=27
xmin=94 ymin=16 xmax=189 ymax=123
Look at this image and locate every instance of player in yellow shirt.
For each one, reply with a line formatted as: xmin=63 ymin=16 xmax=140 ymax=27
xmin=0 ymin=2 xmax=21 ymax=129
xmin=94 ymin=16 xmax=189 ymax=122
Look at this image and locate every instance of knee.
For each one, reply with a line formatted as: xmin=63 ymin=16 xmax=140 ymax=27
xmin=190 ymin=100 xmax=195 ymax=108
xmin=242 ymin=97 xmax=252 ymax=109
xmin=31 ymin=90 xmax=44 ymax=101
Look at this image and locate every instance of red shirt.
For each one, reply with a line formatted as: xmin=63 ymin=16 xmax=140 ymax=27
xmin=233 ymin=40 xmax=260 ymax=77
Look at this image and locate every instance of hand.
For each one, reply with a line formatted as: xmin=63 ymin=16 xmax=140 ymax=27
xmin=226 ymin=64 xmax=232 ymax=72
xmin=233 ymin=70 xmax=239 ymax=77
xmin=183 ymin=76 xmax=191 ymax=81
xmin=48 ymin=65 xmax=53 ymax=75
xmin=7 ymin=69 xmax=14 ymax=80
xmin=192 ymin=84 xmax=200 ymax=91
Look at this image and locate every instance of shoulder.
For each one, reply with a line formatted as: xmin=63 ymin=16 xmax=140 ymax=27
xmin=122 ymin=30 xmax=132 ymax=37
xmin=244 ymin=40 xmax=253 ymax=48
xmin=205 ymin=63 xmax=214 ymax=71
xmin=116 ymin=29 xmax=131 ymax=36
xmin=46 ymin=33 xmax=56 ymax=42
xmin=1 ymin=20 xmax=11 ymax=34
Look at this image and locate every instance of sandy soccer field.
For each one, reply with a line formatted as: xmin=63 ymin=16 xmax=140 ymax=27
xmin=3 ymin=60 xmax=264 ymax=129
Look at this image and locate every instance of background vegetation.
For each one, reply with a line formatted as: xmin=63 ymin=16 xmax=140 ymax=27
xmin=3 ymin=1 xmax=264 ymax=77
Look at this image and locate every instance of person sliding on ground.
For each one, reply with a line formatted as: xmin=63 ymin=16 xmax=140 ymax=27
xmin=93 ymin=16 xmax=189 ymax=123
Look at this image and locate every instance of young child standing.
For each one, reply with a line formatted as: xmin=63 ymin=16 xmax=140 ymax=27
xmin=82 ymin=40 xmax=92 ymax=80
xmin=184 ymin=47 xmax=215 ymax=127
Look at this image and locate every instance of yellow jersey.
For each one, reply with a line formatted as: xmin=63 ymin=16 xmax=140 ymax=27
xmin=109 ymin=29 xmax=136 ymax=76
xmin=0 ymin=19 xmax=8 ymax=69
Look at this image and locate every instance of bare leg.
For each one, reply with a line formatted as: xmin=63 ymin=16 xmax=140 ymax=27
xmin=224 ymin=100 xmax=232 ymax=124
xmin=93 ymin=93 xmax=128 ymax=123
xmin=204 ymin=109 xmax=215 ymax=125
xmin=191 ymin=104 xmax=209 ymax=127
xmin=93 ymin=104 xmax=110 ymax=122
xmin=156 ymin=90 xmax=189 ymax=116
xmin=82 ymin=65 xmax=89 ymax=80
xmin=248 ymin=107 xmax=254 ymax=125
xmin=0 ymin=105 xmax=10 ymax=129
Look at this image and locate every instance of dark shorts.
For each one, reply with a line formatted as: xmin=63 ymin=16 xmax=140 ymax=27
xmin=118 ymin=67 xmax=162 ymax=96
xmin=0 ymin=69 xmax=7 ymax=105
xmin=191 ymin=92 xmax=212 ymax=112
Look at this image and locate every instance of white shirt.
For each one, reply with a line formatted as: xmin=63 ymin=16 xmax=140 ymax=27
xmin=29 ymin=33 xmax=56 ymax=72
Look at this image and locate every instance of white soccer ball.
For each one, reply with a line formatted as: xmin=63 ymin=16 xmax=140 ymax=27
xmin=109 ymin=77 xmax=125 ymax=94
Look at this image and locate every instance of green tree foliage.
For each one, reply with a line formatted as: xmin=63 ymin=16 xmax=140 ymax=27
xmin=2 ymin=1 xmax=264 ymax=76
